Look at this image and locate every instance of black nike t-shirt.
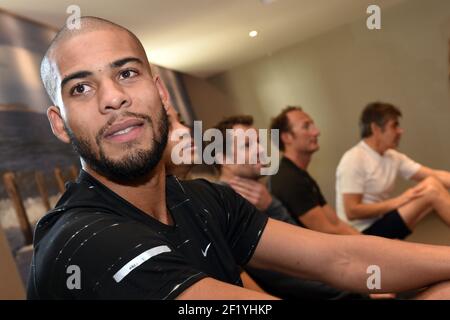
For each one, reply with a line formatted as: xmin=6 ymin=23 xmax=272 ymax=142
xmin=270 ymin=157 xmax=327 ymax=220
xmin=27 ymin=170 xmax=268 ymax=300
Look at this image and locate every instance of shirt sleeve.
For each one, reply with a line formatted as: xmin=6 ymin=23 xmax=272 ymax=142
xmin=273 ymin=172 xmax=327 ymax=219
xmin=337 ymin=152 xmax=366 ymax=194
xmin=395 ymin=151 xmax=422 ymax=180
xmin=210 ymin=183 xmax=269 ymax=267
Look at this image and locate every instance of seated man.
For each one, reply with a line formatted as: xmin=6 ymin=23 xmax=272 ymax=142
xmin=336 ymin=102 xmax=450 ymax=239
xmin=211 ymin=114 xmax=365 ymax=299
xmin=29 ymin=16 xmax=450 ymax=300
xmin=270 ymin=106 xmax=359 ymax=235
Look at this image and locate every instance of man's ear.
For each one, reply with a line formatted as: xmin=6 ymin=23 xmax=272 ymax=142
xmin=280 ymin=131 xmax=291 ymax=148
xmin=370 ymin=122 xmax=381 ymax=136
xmin=47 ymin=106 xmax=70 ymax=144
xmin=154 ymin=75 xmax=170 ymax=108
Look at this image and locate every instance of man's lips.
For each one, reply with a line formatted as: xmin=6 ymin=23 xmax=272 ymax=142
xmin=101 ymin=118 xmax=147 ymax=144
xmin=103 ymin=118 xmax=145 ymax=139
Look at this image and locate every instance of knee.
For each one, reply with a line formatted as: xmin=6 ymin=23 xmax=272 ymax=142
xmin=421 ymin=176 xmax=444 ymax=196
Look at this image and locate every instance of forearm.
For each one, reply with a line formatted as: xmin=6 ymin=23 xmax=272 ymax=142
xmin=330 ymin=235 xmax=450 ymax=293
xmin=300 ymin=215 xmax=346 ymax=235
xmin=335 ymin=221 xmax=360 ymax=235
xmin=348 ymin=198 xmax=400 ymax=220
xmin=321 ymin=205 xmax=360 ymax=235
xmin=252 ymin=219 xmax=450 ymax=296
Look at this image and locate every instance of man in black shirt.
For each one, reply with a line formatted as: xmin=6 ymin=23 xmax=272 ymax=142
xmin=29 ymin=170 xmax=266 ymax=299
xmin=270 ymin=106 xmax=359 ymax=235
xmin=30 ymin=16 xmax=450 ymax=299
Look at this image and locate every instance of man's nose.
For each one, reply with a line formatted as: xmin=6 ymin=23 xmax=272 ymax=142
xmin=98 ymin=79 xmax=131 ymax=113
xmin=312 ymin=125 xmax=320 ymax=137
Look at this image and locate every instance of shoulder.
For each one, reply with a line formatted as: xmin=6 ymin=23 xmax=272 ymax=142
xmin=34 ymin=209 xmax=160 ymax=259
xmin=272 ymin=158 xmax=305 ymax=183
xmin=338 ymin=143 xmax=368 ymax=168
xmin=385 ymin=148 xmax=408 ymax=161
xmin=30 ymin=208 xmax=196 ymax=299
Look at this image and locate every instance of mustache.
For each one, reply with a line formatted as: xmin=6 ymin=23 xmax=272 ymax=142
xmin=96 ymin=111 xmax=153 ymax=141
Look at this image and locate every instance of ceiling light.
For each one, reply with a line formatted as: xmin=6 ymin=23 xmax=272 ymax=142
xmin=249 ymin=30 xmax=258 ymax=38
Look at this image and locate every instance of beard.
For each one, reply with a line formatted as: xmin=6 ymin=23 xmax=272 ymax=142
xmin=64 ymin=107 xmax=168 ymax=185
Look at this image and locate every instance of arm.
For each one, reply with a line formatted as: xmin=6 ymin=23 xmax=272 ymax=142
xmin=299 ymin=205 xmax=359 ymax=235
xmin=412 ymin=166 xmax=450 ymax=189
xmin=343 ymin=188 xmax=423 ymax=220
xmin=343 ymin=193 xmax=401 ymax=220
xmin=240 ymin=270 xmax=268 ymax=294
xmin=322 ymin=205 xmax=360 ymax=235
xmin=176 ymin=277 xmax=279 ymax=300
xmin=248 ymin=218 xmax=450 ymax=293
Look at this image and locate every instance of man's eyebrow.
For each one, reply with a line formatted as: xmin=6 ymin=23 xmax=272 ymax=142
xmin=110 ymin=57 xmax=143 ymax=68
xmin=61 ymin=71 xmax=93 ymax=90
xmin=60 ymin=57 xmax=143 ymax=91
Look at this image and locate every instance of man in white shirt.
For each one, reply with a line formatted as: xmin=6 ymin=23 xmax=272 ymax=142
xmin=336 ymin=102 xmax=450 ymax=239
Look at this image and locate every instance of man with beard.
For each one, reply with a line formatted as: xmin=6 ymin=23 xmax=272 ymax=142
xmin=29 ymin=16 xmax=450 ymax=300
xmin=336 ymin=102 xmax=450 ymax=239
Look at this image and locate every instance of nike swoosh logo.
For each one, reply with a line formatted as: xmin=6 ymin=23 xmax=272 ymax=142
xmin=201 ymin=242 xmax=211 ymax=257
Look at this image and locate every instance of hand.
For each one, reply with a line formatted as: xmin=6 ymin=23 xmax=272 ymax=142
xmin=229 ymin=177 xmax=272 ymax=211
xmin=369 ymin=293 xmax=397 ymax=299
xmin=396 ymin=185 xmax=426 ymax=208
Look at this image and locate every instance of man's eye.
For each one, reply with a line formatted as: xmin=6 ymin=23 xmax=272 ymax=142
xmin=119 ymin=70 xmax=138 ymax=80
xmin=70 ymin=84 xmax=91 ymax=96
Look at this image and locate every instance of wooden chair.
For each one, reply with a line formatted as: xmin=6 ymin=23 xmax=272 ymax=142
xmin=34 ymin=171 xmax=50 ymax=211
xmin=53 ymin=166 xmax=66 ymax=193
xmin=2 ymin=172 xmax=33 ymax=245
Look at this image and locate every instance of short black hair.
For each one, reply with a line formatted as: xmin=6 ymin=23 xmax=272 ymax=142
xmin=209 ymin=115 xmax=254 ymax=171
xmin=270 ymin=106 xmax=303 ymax=151
xmin=360 ymin=102 xmax=402 ymax=138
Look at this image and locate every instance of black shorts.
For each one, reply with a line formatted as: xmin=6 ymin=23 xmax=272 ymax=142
xmin=362 ymin=210 xmax=411 ymax=239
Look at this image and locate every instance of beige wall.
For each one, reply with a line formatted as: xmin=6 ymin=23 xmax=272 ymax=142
xmin=182 ymin=74 xmax=238 ymax=129
xmin=185 ymin=0 xmax=450 ymax=207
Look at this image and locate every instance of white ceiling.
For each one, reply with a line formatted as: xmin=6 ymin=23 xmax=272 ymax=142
xmin=0 ymin=0 xmax=406 ymax=77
